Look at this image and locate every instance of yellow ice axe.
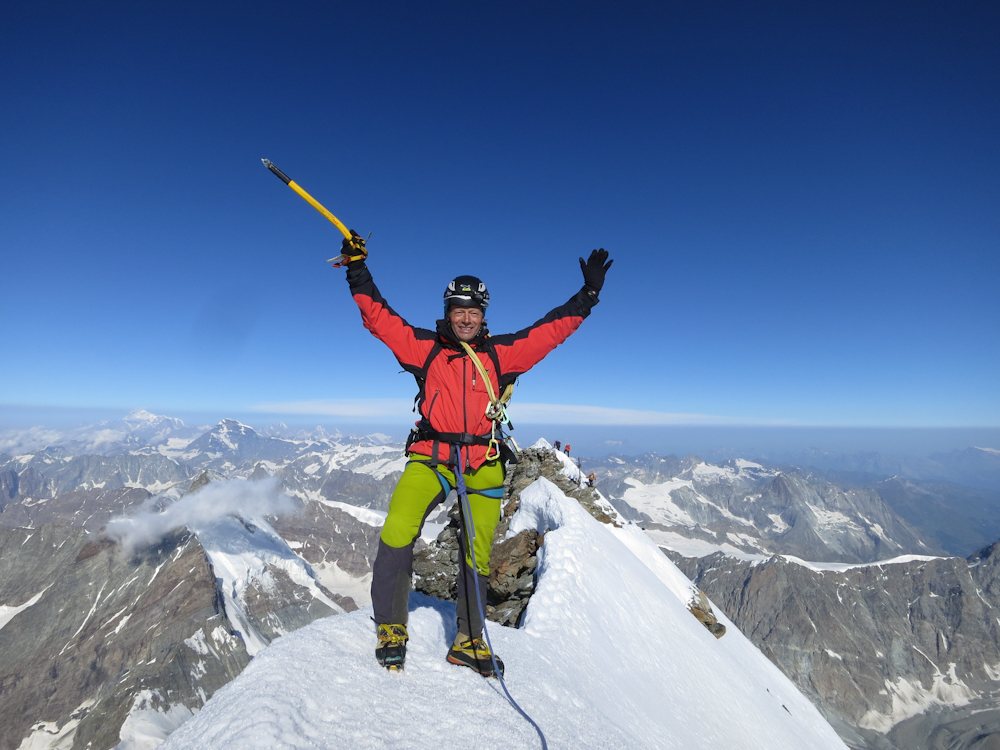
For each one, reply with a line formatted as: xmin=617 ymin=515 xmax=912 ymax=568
xmin=261 ymin=158 xmax=366 ymax=267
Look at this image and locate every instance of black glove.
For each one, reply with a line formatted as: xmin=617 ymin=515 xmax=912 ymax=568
xmin=342 ymin=230 xmax=368 ymax=268
xmin=579 ymin=248 xmax=613 ymax=293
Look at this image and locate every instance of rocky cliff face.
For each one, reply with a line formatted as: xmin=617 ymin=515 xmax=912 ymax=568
xmin=0 ymin=477 xmax=361 ymax=749
xmin=674 ymin=549 xmax=1000 ymax=748
xmin=0 ymin=524 xmax=249 ymax=750
xmin=1 ymin=450 xmax=192 ymax=503
xmin=273 ymin=503 xmax=380 ymax=596
xmin=0 ymin=485 xmax=154 ymax=531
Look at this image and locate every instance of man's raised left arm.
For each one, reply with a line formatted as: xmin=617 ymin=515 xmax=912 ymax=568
xmin=491 ymin=248 xmax=613 ymax=377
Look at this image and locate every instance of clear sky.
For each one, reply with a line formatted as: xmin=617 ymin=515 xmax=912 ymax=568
xmin=2 ymin=2 xmax=998 ymax=430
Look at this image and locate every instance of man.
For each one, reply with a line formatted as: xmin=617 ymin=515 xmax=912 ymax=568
xmin=342 ymin=236 xmax=612 ymax=674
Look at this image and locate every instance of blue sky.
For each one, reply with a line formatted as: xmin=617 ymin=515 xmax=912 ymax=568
xmin=2 ymin=2 xmax=998 ymax=431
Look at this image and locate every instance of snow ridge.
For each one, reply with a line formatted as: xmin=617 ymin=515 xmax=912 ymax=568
xmin=161 ymin=476 xmax=845 ymax=750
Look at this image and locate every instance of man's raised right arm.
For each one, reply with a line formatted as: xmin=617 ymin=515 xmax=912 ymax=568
xmin=343 ymin=240 xmax=434 ymax=370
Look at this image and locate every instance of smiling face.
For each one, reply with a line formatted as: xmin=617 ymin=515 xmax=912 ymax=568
xmin=448 ymin=306 xmax=484 ymax=342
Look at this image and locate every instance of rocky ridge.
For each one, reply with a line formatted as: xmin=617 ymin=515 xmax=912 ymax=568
xmin=414 ymin=446 xmax=726 ymax=637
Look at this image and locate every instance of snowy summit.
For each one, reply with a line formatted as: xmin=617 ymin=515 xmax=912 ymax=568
xmin=158 ymin=476 xmax=845 ymax=750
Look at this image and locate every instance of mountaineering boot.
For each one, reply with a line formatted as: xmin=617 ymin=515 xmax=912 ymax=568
xmin=447 ymin=632 xmax=505 ymax=677
xmin=375 ymin=623 xmax=408 ymax=671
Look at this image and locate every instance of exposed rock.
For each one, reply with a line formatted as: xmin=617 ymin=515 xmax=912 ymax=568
xmin=674 ymin=548 xmax=1000 ymax=747
xmin=414 ymin=447 xmax=724 ymax=637
xmin=315 ymin=468 xmax=398 ymax=511
xmin=242 ymin=566 xmax=345 ymax=640
xmin=0 ymin=467 xmax=18 ymax=502
xmin=271 ymin=500 xmax=380 ymax=585
xmin=0 ymin=524 xmax=249 ymax=750
xmin=189 ymin=470 xmax=212 ymax=493
xmin=688 ymin=590 xmax=726 ymax=638
xmin=0 ymin=485 xmax=153 ymax=531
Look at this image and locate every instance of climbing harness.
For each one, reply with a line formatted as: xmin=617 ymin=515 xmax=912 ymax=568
xmin=404 ymin=339 xmax=520 ymax=465
xmin=451 ymin=444 xmax=547 ymax=750
xmin=261 ymin=158 xmax=367 ymax=267
xmin=458 ymin=341 xmax=519 ymax=462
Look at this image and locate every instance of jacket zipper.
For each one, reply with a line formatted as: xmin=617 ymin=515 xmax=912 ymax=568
xmin=462 ymin=357 xmax=469 ymax=467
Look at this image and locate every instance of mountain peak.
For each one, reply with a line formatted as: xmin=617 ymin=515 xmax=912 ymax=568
xmin=124 ymin=409 xmax=181 ymax=426
xmin=161 ymin=475 xmax=846 ymax=750
xmin=217 ymin=418 xmax=255 ymax=432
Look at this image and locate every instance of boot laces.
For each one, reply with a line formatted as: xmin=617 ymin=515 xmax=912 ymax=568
xmin=377 ymin=623 xmax=408 ymax=646
xmin=458 ymin=636 xmax=491 ymax=656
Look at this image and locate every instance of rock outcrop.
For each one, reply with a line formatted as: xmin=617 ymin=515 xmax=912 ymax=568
xmin=674 ymin=548 xmax=1000 ymax=747
xmin=0 ymin=524 xmax=249 ymax=750
xmin=414 ymin=446 xmax=726 ymax=637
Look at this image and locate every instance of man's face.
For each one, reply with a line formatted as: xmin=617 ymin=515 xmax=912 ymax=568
xmin=448 ymin=306 xmax=484 ymax=342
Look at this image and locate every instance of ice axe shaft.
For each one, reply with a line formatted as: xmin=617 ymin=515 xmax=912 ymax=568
xmin=261 ymin=158 xmax=364 ymax=266
xmin=261 ymin=158 xmax=351 ymax=239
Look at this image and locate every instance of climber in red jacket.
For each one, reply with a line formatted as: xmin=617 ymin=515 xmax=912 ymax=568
xmin=342 ymin=237 xmax=612 ymax=674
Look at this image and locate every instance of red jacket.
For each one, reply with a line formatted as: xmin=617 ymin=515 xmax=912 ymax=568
xmin=347 ymin=263 xmax=599 ymax=469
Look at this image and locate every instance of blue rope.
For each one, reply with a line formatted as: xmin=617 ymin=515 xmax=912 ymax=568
xmin=451 ymin=445 xmax=548 ymax=750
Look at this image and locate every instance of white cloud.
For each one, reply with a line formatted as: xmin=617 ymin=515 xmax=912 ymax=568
xmin=105 ymin=477 xmax=298 ymax=553
xmin=246 ymin=398 xmax=776 ymax=426
xmin=0 ymin=426 xmax=67 ymax=453
xmin=249 ymin=399 xmax=412 ymax=419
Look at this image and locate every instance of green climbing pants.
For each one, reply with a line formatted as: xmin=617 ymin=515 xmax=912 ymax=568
xmin=372 ymin=454 xmax=505 ymax=635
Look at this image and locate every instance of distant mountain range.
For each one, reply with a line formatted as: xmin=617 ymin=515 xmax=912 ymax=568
xmin=589 ymin=455 xmax=932 ymax=562
xmin=2 ymin=411 xmax=999 ymax=749
xmin=585 ymin=448 xmax=1000 ymax=558
xmin=577 ymin=450 xmax=1000 ymax=749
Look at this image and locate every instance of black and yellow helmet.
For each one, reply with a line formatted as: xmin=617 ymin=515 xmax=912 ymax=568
xmin=443 ymin=275 xmax=489 ymax=315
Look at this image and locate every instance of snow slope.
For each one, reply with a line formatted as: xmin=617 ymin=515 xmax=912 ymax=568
xmin=160 ymin=477 xmax=846 ymax=750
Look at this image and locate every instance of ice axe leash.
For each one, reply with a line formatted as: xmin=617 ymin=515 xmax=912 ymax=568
xmin=451 ymin=445 xmax=548 ymax=750
xmin=260 ymin=158 xmax=367 ymax=267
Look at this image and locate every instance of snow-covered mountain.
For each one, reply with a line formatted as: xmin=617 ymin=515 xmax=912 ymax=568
xmin=0 ymin=409 xmax=197 ymax=457
xmin=0 ymin=413 xmax=406 ymax=750
xmin=1 ymin=475 xmax=360 ymax=750
xmin=672 ymin=544 xmax=1000 ymax=749
xmin=3 ymin=413 xmax=997 ymax=749
xmin=159 ymin=477 xmax=846 ymax=750
xmin=176 ymin=419 xmax=301 ymax=469
xmin=0 ymin=412 xmax=407 ymax=513
xmin=592 ymin=454 xmax=932 ymax=563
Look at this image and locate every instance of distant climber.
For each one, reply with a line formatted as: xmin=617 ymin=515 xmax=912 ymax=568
xmin=341 ymin=235 xmax=613 ymax=674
